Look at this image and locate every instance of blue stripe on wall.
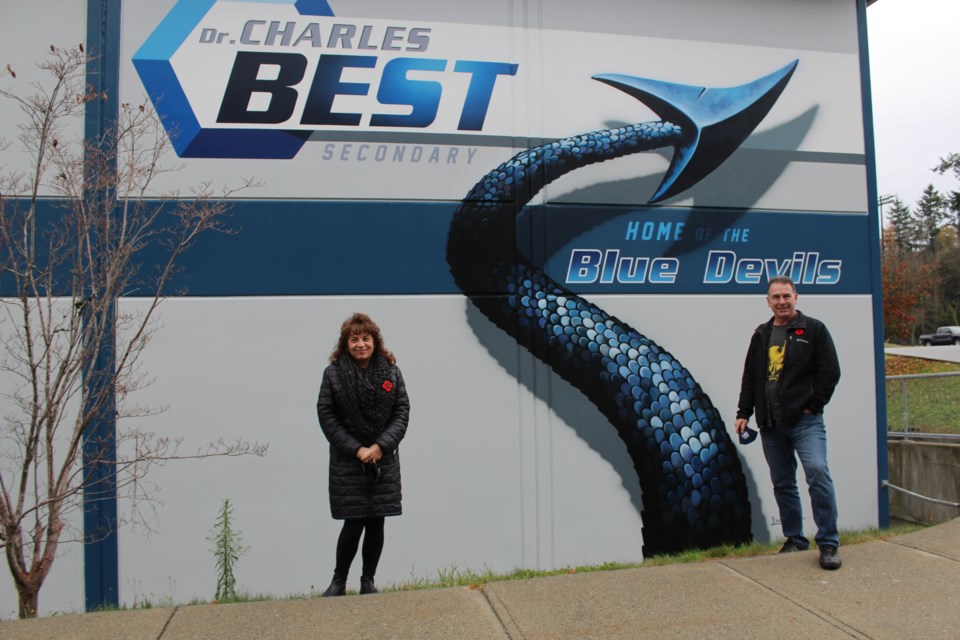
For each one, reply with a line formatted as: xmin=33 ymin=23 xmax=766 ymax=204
xmin=5 ymin=201 xmax=873 ymax=299
xmin=163 ymin=201 xmax=459 ymax=296
xmin=134 ymin=201 xmax=873 ymax=297
xmin=856 ymin=0 xmax=890 ymax=528
xmin=83 ymin=0 xmax=121 ymax=613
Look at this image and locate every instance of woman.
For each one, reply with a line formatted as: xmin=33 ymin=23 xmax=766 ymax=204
xmin=316 ymin=312 xmax=410 ymax=596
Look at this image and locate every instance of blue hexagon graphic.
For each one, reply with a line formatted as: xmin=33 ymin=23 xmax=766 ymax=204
xmin=294 ymin=0 xmax=335 ymax=16
xmin=133 ymin=0 xmax=333 ymax=159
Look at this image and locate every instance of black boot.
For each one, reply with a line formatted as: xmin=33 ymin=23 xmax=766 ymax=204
xmin=360 ymin=575 xmax=378 ymax=594
xmin=321 ymin=573 xmax=347 ymax=597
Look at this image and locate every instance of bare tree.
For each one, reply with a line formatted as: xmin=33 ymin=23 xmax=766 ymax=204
xmin=0 ymin=45 xmax=267 ymax=618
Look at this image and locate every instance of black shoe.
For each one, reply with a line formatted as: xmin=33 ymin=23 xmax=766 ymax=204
xmin=360 ymin=575 xmax=378 ymax=595
xmin=779 ymin=539 xmax=808 ymax=554
xmin=819 ymin=545 xmax=842 ymax=570
xmin=321 ymin=574 xmax=347 ymax=597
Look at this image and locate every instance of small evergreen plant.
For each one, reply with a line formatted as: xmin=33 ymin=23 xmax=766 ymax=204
xmin=207 ymin=499 xmax=248 ymax=601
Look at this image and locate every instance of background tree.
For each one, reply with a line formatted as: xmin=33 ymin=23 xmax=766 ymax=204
xmin=885 ymin=197 xmax=915 ymax=252
xmin=0 ymin=46 xmax=266 ymax=618
xmin=880 ymin=165 xmax=960 ymax=341
xmin=880 ymin=222 xmax=926 ymax=342
xmin=933 ymin=152 xmax=960 ymax=228
xmin=911 ymin=185 xmax=957 ymax=331
xmin=935 ymin=155 xmax=960 ymax=326
xmin=912 ymin=184 xmax=948 ymax=251
xmin=932 ymin=227 xmax=960 ymax=326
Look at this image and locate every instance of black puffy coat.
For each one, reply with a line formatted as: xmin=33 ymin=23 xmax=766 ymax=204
xmin=316 ymin=362 xmax=410 ymax=519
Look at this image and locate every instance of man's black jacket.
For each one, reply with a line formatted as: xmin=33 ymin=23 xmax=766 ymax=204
xmin=737 ymin=310 xmax=841 ymax=428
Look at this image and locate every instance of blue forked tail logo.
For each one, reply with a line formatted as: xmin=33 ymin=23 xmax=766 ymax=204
xmin=447 ymin=60 xmax=797 ymax=555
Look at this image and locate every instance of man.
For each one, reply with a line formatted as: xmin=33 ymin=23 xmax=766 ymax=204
xmin=735 ymin=275 xmax=842 ymax=570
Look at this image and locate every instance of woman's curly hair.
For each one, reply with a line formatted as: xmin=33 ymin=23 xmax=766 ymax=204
xmin=329 ymin=312 xmax=396 ymax=364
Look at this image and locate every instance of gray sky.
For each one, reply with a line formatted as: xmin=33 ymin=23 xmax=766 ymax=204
xmin=867 ymin=0 xmax=959 ymax=213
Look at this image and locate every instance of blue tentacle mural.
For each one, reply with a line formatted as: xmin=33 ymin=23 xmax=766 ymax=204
xmin=447 ymin=61 xmax=797 ymax=555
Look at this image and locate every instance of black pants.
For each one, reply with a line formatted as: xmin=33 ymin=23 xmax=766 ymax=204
xmin=334 ymin=517 xmax=385 ymax=577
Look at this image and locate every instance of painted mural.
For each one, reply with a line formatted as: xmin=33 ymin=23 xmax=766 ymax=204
xmin=447 ymin=64 xmax=798 ymax=553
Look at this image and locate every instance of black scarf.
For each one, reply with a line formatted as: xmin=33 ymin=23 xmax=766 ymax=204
xmin=337 ymin=354 xmax=396 ymax=441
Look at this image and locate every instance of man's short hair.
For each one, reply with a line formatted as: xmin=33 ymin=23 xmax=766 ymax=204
xmin=767 ymin=275 xmax=796 ymax=293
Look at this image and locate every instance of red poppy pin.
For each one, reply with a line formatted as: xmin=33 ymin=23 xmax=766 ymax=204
xmin=382 ymin=380 xmax=394 ymax=392
xmin=794 ymin=329 xmax=805 ymax=336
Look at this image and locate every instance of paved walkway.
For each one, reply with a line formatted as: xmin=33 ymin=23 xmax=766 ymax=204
xmin=1 ymin=517 xmax=958 ymax=640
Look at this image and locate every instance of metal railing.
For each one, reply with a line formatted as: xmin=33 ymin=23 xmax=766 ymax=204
xmin=882 ymin=480 xmax=960 ymax=508
xmin=886 ymin=371 xmax=960 ymax=438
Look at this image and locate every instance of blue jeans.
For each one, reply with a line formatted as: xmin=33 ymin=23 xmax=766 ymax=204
xmin=760 ymin=412 xmax=839 ymax=548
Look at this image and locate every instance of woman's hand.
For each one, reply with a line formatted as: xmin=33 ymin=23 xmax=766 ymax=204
xmin=356 ymin=444 xmax=383 ymax=464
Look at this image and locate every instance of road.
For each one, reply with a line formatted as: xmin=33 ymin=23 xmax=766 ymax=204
xmin=885 ymin=344 xmax=960 ymax=364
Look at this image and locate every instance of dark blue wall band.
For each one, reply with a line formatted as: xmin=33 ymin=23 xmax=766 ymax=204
xmin=1 ymin=201 xmax=873 ymax=298
xmin=856 ymin=0 xmax=889 ymax=528
xmin=132 ymin=201 xmax=872 ymax=297
xmin=83 ymin=0 xmax=122 ymax=613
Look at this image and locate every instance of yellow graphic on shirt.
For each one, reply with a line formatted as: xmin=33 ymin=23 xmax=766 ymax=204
xmin=767 ymin=343 xmax=785 ymax=381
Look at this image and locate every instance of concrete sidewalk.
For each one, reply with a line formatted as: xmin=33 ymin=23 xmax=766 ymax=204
xmin=2 ymin=518 xmax=958 ymax=640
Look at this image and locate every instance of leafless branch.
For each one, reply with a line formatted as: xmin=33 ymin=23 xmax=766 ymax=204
xmin=0 ymin=44 xmax=266 ymax=618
